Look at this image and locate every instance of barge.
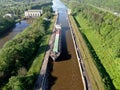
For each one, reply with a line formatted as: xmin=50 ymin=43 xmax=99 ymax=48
xmin=50 ymin=24 xmax=61 ymax=61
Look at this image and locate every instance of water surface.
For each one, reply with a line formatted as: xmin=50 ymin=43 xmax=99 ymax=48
xmin=49 ymin=0 xmax=84 ymax=89
xmin=0 ymin=20 xmax=29 ymax=48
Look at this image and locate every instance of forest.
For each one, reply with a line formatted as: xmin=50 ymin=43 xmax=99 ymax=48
xmin=0 ymin=16 xmax=15 ymax=35
xmin=62 ymin=0 xmax=120 ymax=89
xmin=0 ymin=0 xmax=53 ymax=89
xmin=0 ymin=0 xmax=52 ymax=17
xmin=0 ymin=0 xmax=52 ymax=36
xmin=62 ymin=0 xmax=120 ymax=13
xmin=83 ymin=0 xmax=120 ymax=13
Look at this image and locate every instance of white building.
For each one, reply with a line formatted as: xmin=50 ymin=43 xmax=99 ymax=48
xmin=67 ymin=9 xmax=71 ymax=15
xmin=3 ymin=14 xmax=12 ymax=18
xmin=24 ymin=10 xmax=43 ymax=18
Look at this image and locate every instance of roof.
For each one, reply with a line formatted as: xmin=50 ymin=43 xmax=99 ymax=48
xmin=53 ymin=33 xmax=59 ymax=53
xmin=28 ymin=10 xmax=42 ymax=12
xmin=55 ymin=24 xmax=61 ymax=29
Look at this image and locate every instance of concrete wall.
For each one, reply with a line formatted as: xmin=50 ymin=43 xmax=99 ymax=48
xmin=68 ymin=15 xmax=92 ymax=90
xmin=34 ymin=15 xmax=58 ymax=90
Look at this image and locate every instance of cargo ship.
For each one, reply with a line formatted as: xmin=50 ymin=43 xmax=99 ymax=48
xmin=50 ymin=24 xmax=61 ymax=61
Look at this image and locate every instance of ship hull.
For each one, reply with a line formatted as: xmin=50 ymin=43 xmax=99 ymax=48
xmin=50 ymin=24 xmax=61 ymax=61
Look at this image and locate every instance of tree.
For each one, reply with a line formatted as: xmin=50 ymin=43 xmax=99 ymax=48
xmin=3 ymin=76 xmax=24 ymax=90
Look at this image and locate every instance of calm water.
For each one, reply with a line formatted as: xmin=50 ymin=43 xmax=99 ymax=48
xmin=49 ymin=0 xmax=84 ymax=89
xmin=52 ymin=0 xmax=67 ymax=11
xmin=0 ymin=20 xmax=29 ymax=48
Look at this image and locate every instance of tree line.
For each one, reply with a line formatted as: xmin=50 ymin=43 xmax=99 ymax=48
xmin=73 ymin=4 xmax=120 ymax=90
xmin=0 ymin=6 xmax=53 ymax=89
xmin=62 ymin=0 xmax=120 ymax=89
xmin=0 ymin=0 xmax=52 ymax=36
xmin=62 ymin=0 xmax=120 ymax=13
xmin=0 ymin=16 xmax=15 ymax=35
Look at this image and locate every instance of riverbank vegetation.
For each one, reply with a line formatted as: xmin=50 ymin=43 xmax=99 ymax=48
xmin=0 ymin=16 xmax=15 ymax=35
xmin=0 ymin=4 xmax=54 ymax=89
xmin=0 ymin=0 xmax=52 ymax=17
xmin=74 ymin=5 xmax=120 ymax=89
xmin=62 ymin=0 xmax=120 ymax=13
xmin=83 ymin=0 xmax=120 ymax=13
xmin=69 ymin=15 xmax=105 ymax=90
xmin=62 ymin=0 xmax=120 ymax=89
xmin=0 ymin=0 xmax=52 ymax=37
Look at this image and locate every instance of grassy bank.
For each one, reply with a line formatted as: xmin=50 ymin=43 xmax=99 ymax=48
xmin=28 ymin=16 xmax=56 ymax=74
xmin=0 ymin=13 xmax=55 ymax=89
xmin=73 ymin=12 xmax=117 ymax=89
xmin=61 ymin=0 xmax=119 ymax=89
xmin=69 ymin=15 xmax=105 ymax=90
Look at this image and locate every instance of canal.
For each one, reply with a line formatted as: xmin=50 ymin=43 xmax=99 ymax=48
xmin=49 ymin=0 xmax=84 ymax=89
xmin=0 ymin=20 xmax=29 ymax=48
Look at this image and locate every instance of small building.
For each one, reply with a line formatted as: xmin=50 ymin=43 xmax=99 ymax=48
xmin=55 ymin=10 xmax=59 ymax=15
xmin=24 ymin=10 xmax=43 ymax=18
xmin=67 ymin=9 xmax=71 ymax=15
xmin=3 ymin=14 xmax=12 ymax=18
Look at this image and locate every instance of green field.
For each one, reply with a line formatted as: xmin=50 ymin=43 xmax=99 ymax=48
xmin=74 ymin=6 xmax=120 ymax=89
xmin=69 ymin=15 xmax=105 ymax=90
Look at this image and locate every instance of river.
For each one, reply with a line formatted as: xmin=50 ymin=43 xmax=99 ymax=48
xmin=49 ymin=0 xmax=84 ymax=89
xmin=0 ymin=20 xmax=29 ymax=48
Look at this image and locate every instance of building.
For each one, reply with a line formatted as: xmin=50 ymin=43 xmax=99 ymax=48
xmin=3 ymin=14 xmax=12 ymax=18
xmin=67 ymin=9 xmax=71 ymax=15
xmin=24 ymin=10 xmax=43 ymax=18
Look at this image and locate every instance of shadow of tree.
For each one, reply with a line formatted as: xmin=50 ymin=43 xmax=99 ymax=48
xmin=56 ymin=25 xmax=72 ymax=62
xmin=47 ymin=57 xmax=57 ymax=90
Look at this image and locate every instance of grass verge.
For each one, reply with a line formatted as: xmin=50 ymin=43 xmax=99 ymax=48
xmin=69 ymin=15 xmax=105 ymax=90
xmin=74 ymin=12 xmax=116 ymax=89
xmin=28 ymin=16 xmax=56 ymax=75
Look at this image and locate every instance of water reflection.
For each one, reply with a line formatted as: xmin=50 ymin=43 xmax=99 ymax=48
xmin=49 ymin=1 xmax=84 ymax=89
xmin=0 ymin=20 xmax=29 ymax=48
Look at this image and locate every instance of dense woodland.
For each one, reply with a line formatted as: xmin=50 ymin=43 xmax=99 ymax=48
xmin=62 ymin=0 xmax=120 ymax=89
xmin=0 ymin=0 xmax=52 ymax=35
xmin=62 ymin=0 xmax=120 ymax=13
xmin=83 ymin=0 xmax=120 ymax=13
xmin=0 ymin=0 xmax=52 ymax=17
xmin=0 ymin=0 xmax=53 ymax=89
xmin=0 ymin=17 xmax=15 ymax=35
